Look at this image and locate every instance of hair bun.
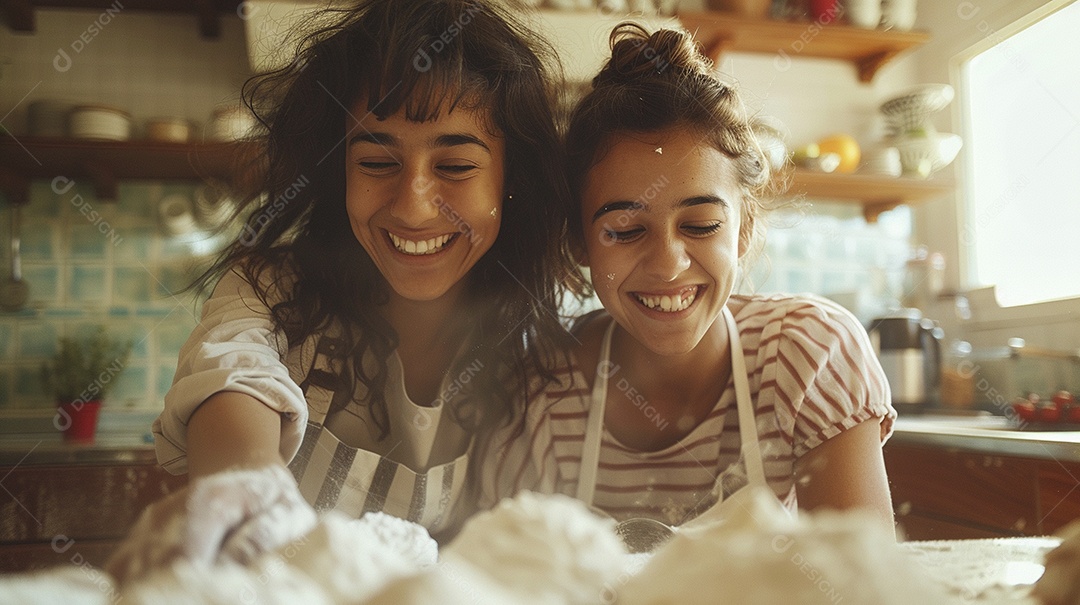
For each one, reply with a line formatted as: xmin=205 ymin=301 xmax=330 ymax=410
xmin=594 ymin=23 xmax=708 ymax=87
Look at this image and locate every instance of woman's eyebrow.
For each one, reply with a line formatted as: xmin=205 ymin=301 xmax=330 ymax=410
xmin=678 ymin=195 xmax=728 ymax=209
xmin=349 ymin=132 xmax=397 ymax=147
xmin=592 ymin=200 xmax=646 ymax=223
xmin=433 ymin=133 xmax=491 ymax=153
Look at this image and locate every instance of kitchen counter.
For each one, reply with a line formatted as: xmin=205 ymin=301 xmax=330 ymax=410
xmin=891 ymin=415 xmax=1080 ymax=463
xmin=0 ymin=437 xmax=158 ymax=467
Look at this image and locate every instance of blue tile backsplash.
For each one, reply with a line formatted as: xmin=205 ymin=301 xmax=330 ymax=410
xmin=0 ymin=179 xmax=913 ymax=414
xmin=0 ymin=180 xmax=211 ymax=410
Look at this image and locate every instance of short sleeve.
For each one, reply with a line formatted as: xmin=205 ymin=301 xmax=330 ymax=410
xmin=473 ymin=367 xmax=587 ymax=511
xmin=770 ymin=297 xmax=895 ymax=458
xmin=153 ymin=266 xmax=308 ymax=474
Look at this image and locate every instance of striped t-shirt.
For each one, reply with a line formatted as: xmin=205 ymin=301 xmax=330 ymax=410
xmin=477 ymin=294 xmax=896 ymax=526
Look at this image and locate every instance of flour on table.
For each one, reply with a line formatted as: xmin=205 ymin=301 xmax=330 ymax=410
xmin=620 ymin=487 xmax=952 ymax=605
xmin=121 ymin=558 xmax=331 ymax=605
xmin=443 ymin=491 xmax=629 ymax=604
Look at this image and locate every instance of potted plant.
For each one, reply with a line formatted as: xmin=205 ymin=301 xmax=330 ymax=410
xmin=41 ymin=327 xmax=132 ymax=444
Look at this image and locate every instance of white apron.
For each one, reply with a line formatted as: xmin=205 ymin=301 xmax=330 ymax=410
xmin=575 ymin=306 xmax=770 ymax=521
xmin=286 ymin=335 xmax=469 ymax=533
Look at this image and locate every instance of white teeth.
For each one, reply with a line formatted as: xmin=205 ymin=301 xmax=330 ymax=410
xmin=389 ymin=233 xmax=452 ymax=256
xmin=635 ymin=288 xmax=697 ymax=313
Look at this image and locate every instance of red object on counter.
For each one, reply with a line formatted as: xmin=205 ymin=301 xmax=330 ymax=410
xmin=57 ymin=400 xmax=102 ymax=443
xmin=809 ymin=0 xmax=841 ymax=23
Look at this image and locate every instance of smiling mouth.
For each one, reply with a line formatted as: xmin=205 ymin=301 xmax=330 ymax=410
xmin=388 ymin=232 xmax=456 ymax=256
xmin=632 ymin=286 xmax=700 ymax=313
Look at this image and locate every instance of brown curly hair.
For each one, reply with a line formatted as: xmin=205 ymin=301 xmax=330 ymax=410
xmin=194 ymin=0 xmax=587 ymax=442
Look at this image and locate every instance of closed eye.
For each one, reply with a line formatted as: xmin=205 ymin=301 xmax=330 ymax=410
xmin=356 ymin=160 xmax=400 ymax=174
xmin=601 ymin=227 xmax=645 ymax=244
xmin=683 ymin=222 xmax=723 ymax=236
xmin=437 ymin=163 xmax=479 ymax=177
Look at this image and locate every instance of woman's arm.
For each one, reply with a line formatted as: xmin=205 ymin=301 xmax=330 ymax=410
xmin=794 ymin=418 xmax=895 ymax=532
xmin=186 ymin=391 xmax=286 ymax=479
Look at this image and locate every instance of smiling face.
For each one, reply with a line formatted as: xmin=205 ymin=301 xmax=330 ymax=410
xmin=580 ymin=128 xmax=749 ymax=356
xmin=344 ymin=100 xmax=505 ymax=303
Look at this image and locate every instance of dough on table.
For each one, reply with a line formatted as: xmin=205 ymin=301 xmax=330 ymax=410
xmin=619 ymin=487 xmax=952 ymax=605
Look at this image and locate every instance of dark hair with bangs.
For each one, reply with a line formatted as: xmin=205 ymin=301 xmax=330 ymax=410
xmin=196 ymin=0 xmax=586 ymax=446
xmin=566 ymin=23 xmax=785 ymax=263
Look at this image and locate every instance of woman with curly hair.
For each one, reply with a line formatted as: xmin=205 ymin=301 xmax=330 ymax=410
xmin=108 ymin=0 xmax=584 ymax=582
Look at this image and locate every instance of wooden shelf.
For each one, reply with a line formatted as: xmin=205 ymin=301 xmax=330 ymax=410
xmin=787 ymin=169 xmax=954 ymax=222
xmin=678 ymin=11 xmax=930 ymax=82
xmin=1 ymin=0 xmax=244 ymax=38
xmin=0 ymin=135 xmax=259 ymax=203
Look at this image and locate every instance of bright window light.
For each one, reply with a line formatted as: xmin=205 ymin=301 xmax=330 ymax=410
xmin=962 ymin=1 xmax=1080 ymax=307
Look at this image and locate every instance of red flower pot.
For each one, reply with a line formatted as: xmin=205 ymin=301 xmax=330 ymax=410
xmin=56 ymin=400 xmax=102 ymax=443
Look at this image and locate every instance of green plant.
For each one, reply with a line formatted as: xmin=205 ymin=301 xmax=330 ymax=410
xmin=40 ymin=327 xmax=133 ymax=403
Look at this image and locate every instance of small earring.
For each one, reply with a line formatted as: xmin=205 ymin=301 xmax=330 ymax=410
xmin=490 ymin=207 xmax=497 ymax=217
xmin=606 ymin=273 xmax=615 ymax=281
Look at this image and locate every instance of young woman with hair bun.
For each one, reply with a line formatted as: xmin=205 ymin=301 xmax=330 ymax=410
xmin=481 ymin=23 xmax=896 ymax=531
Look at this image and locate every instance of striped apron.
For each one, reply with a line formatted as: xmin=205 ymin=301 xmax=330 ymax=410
xmin=284 ymin=334 xmax=471 ymax=533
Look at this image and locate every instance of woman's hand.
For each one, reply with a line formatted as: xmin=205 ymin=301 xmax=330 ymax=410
xmin=1032 ymin=519 xmax=1080 ymax=605
xmin=105 ymin=465 xmax=317 ymax=586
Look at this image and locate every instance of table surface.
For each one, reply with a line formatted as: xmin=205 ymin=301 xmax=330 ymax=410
xmin=901 ymin=536 xmax=1062 ymax=603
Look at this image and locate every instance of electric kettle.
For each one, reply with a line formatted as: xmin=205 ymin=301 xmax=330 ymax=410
xmin=868 ymin=310 xmax=943 ymax=406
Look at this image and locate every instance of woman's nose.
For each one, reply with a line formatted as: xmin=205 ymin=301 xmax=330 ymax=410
xmin=643 ymin=235 xmax=691 ymax=282
xmin=389 ymin=172 xmax=441 ymax=226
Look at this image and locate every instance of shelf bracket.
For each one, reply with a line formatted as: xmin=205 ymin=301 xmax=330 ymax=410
xmin=1 ymin=0 xmax=34 ymax=32
xmin=80 ymin=161 xmax=118 ymax=202
xmin=855 ymin=50 xmax=900 ymax=83
xmin=0 ymin=166 xmax=30 ymax=206
xmin=703 ymin=35 xmax=736 ymax=66
xmin=863 ymin=201 xmax=902 ymax=223
xmin=195 ymin=0 xmax=221 ymax=39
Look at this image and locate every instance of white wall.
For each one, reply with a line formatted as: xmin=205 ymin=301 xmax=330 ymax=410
xmin=909 ymin=0 xmax=1080 ymax=353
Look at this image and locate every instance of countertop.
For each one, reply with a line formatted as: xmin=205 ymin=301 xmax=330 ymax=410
xmin=3 ymin=412 xmax=1080 ymax=466
xmin=891 ymin=414 xmax=1080 ymax=462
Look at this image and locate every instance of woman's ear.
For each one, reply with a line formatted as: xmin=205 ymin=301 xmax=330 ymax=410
xmin=738 ymin=210 xmax=756 ymax=259
xmin=572 ymin=238 xmax=589 ymax=267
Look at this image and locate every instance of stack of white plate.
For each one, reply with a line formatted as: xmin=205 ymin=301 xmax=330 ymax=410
xmin=879 ymin=84 xmax=954 ymax=137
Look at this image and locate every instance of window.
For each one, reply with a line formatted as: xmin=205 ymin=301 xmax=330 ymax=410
xmin=960 ymin=0 xmax=1080 ymax=307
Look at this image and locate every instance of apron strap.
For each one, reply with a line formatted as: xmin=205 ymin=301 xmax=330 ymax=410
xmin=577 ymin=319 xmax=618 ymax=505
xmin=724 ymin=306 xmax=767 ymax=489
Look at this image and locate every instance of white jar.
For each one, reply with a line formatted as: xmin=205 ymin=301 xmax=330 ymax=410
xmin=845 ymin=0 xmax=882 ymax=28
xmin=882 ymin=0 xmax=916 ymax=31
xmin=69 ymin=105 xmax=132 ymax=141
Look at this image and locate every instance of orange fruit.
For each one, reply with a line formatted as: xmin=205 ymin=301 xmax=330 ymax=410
xmin=816 ymin=134 xmax=861 ymax=173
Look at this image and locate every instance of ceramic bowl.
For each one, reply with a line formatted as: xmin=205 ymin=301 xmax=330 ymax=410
xmin=894 ymin=132 xmax=962 ymax=177
xmin=69 ymin=105 xmax=132 ymax=141
xmin=880 ymin=84 xmax=954 ymax=133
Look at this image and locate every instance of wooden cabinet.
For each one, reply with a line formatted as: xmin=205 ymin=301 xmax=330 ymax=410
xmin=0 ymin=462 xmax=187 ymax=572
xmin=885 ymin=442 xmax=1080 ymax=540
